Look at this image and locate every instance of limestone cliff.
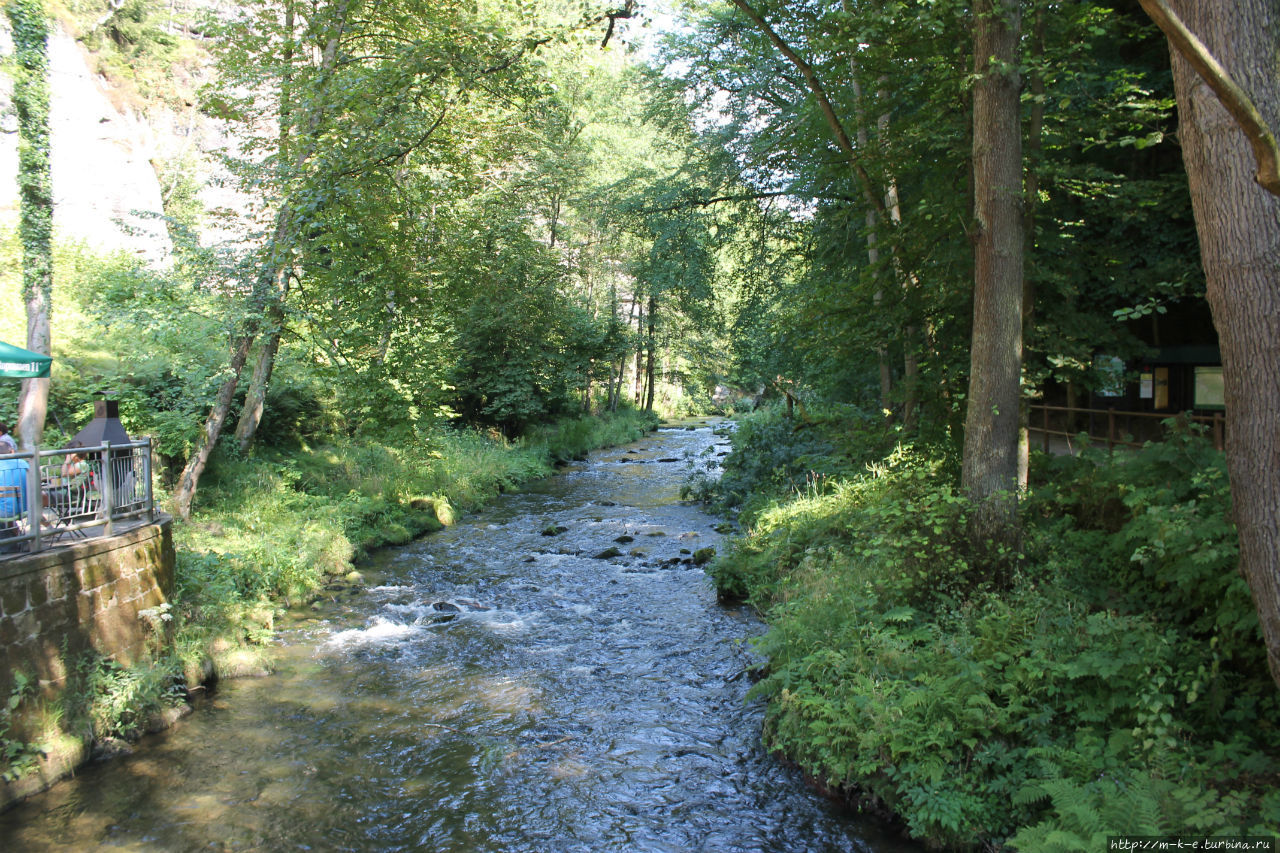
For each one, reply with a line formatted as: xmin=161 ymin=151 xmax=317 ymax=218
xmin=2 ymin=3 xmax=248 ymax=270
xmin=2 ymin=24 xmax=172 ymax=266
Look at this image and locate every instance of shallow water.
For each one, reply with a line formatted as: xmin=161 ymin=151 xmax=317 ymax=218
xmin=0 ymin=422 xmax=917 ymax=852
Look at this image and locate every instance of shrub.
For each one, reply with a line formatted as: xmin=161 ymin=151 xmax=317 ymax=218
xmin=713 ymin=420 xmax=1280 ymax=849
xmin=711 ymin=444 xmax=974 ymax=612
xmin=685 ymin=403 xmax=896 ymax=521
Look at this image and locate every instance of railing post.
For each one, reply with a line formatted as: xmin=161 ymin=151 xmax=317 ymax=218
xmin=1107 ymin=407 xmax=1116 ymax=450
xmin=1041 ymin=405 xmax=1050 ymax=452
xmin=26 ymin=445 xmax=41 ymax=553
xmin=1214 ymin=412 xmax=1224 ymax=451
xmin=143 ymin=439 xmax=154 ymax=523
xmin=101 ymin=441 xmax=114 ymax=538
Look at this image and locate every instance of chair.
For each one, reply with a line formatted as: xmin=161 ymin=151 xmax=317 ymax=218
xmin=58 ymin=478 xmax=98 ymax=537
xmin=0 ymin=485 xmax=25 ymax=552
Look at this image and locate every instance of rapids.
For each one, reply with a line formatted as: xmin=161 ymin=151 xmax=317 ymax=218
xmin=0 ymin=421 xmax=917 ymax=852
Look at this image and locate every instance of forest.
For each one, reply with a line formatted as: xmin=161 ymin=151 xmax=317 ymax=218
xmin=2 ymin=0 xmax=1279 ymax=848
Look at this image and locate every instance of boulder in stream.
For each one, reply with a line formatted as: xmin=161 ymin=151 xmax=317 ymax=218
xmin=593 ymin=546 xmax=623 ymax=560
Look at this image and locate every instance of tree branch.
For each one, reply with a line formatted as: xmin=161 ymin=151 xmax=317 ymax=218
xmin=600 ymin=1 xmax=637 ymax=48
xmin=1139 ymin=0 xmax=1280 ymax=195
xmin=728 ymin=0 xmax=885 ymax=214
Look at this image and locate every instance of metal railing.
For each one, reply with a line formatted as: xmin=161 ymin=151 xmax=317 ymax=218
xmin=0 ymin=439 xmax=154 ymax=555
xmin=1028 ymin=405 xmax=1225 ymax=453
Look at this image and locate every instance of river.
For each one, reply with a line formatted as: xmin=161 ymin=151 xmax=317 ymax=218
xmin=0 ymin=421 xmax=916 ymax=852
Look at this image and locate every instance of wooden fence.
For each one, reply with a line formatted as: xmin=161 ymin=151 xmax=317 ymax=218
xmin=1028 ymin=405 xmax=1225 ymax=452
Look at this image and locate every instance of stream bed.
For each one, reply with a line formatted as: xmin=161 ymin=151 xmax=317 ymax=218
xmin=0 ymin=421 xmax=917 ymax=852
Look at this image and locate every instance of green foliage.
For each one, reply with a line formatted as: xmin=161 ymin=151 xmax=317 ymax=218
xmin=0 ymin=671 xmax=44 ymax=782
xmin=65 ymin=652 xmax=184 ymax=742
xmin=7 ymin=0 xmax=53 ymax=310
xmin=1032 ymin=429 xmax=1260 ymax=670
xmin=685 ymin=404 xmax=897 ymax=523
xmin=656 ymin=0 xmax=1202 ymax=431
xmin=520 ymin=405 xmax=658 ymax=463
xmin=710 ymin=443 xmax=973 ymax=609
xmin=1011 ymin=751 xmax=1279 ymax=852
xmin=713 ymin=419 xmax=1279 ymax=849
xmin=446 ymin=223 xmax=607 ymax=433
xmin=47 ymin=244 xmax=230 ymax=465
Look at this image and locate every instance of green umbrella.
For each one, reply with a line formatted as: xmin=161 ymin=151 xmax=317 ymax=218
xmin=0 ymin=341 xmax=51 ymax=378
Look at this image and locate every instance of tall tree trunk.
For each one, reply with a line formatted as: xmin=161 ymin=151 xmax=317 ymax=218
xmin=175 ymin=0 xmax=352 ymax=518
xmin=1156 ymin=0 xmax=1280 ymax=687
xmin=633 ymin=299 xmax=645 ymax=406
xmin=233 ymin=292 xmax=286 ymax=454
xmin=611 ymin=289 xmax=636 ymax=413
xmin=850 ymin=76 xmax=894 ymax=415
xmin=881 ymin=161 xmax=920 ymax=433
xmin=9 ymin=0 xmax=52 ymax=450
xmin=610 ymin=357 xmax=625 ymax=412
xmin=1018 ymin=4 xmax=1048 ymax=489
xmin=174 ymin=333 xmax=255 ymax=519
xmin=961 ymin=0 xmax=1024 ymax=550
xmin=644 ymin=292 xmax=656 ymax=412
xmin=232 ymin=0 xmax=296 ymax=456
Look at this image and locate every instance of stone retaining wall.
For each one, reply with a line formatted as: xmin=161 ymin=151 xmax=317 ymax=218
xmin=0 ymin=516 xmax=175 ymax=701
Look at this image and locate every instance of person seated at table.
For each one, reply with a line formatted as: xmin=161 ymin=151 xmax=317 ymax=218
xmin=57 ymin=445 xmax=91 ymax=514
xmin=0 ymin=453 xmax=29 ymax=551
xmin=62 ymin=445 xmax=90 ymax=484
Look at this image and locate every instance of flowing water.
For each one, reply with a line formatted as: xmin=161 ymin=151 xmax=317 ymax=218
xmin=0 ymin=421 xmax=917 ymax=852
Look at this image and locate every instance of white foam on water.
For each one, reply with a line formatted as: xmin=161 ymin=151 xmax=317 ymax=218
xmin=386 ymin=602 xmax=433 ymax=622
xmin=324 ymin=616 xmax=422 ymax=648
xmin=474 ymin=609 xmax=534 ymax=635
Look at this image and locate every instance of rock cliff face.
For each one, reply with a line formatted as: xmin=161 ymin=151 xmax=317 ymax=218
xmin=1 ymin=26 xmax=173 ymax=267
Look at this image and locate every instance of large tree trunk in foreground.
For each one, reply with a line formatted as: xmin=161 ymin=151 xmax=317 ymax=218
xmin=961 ymin=0 xmax=1023 ymax=549
xmin=233 ymin=284 xmax=288 ymax=454
xmin=1159 ymin=0 xmax=1280 ymax=687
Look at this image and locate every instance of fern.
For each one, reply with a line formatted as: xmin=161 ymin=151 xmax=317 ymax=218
xmin=1010 ymin=765 xmax=1256 ymax=851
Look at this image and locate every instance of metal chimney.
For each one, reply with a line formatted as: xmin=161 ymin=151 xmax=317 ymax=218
xmin=70 ymin=399 xmax=131 ymax=448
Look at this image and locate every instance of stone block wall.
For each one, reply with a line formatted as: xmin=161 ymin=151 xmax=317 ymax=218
xmin=0 ymin=516 xmax=174 ymax=700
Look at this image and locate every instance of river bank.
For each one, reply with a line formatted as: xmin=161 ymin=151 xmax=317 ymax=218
xmin=0 ymin=420 xmax=919 ymax=851
xmin=0 ymin=409 xmax=661 ymax=808
xmin=702 ymin=405 xmax=1280 ymax=849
